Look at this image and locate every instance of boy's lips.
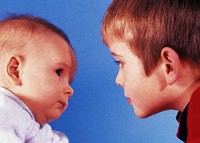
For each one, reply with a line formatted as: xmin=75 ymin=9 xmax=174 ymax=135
xmin=124 ymin=93 xmax=131 ymax=104
xmin=127 ymin=98 xmax=131 ymax=104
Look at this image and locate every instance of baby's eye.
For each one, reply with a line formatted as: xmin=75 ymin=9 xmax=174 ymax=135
xmin=56 ymin=69 xmax=63 ymax=76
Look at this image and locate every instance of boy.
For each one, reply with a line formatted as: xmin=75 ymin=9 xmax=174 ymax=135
xmin=0 ymin=15 xmax=77 ymax=142
xmin=101 ymin=0 xmax=200 ymax=142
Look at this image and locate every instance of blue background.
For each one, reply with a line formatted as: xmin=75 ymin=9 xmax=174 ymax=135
xmin=0 ymin=1 xmax=182 ymax=143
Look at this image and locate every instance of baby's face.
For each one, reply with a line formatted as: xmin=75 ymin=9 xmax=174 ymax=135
xmin=18 ymin=33 xmax=76 ymax=124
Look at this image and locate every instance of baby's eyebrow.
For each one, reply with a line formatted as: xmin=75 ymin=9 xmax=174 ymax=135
xmin=69 ymin=76 xmax=74 ymax=84
xmin=55 ymin=62 xmax=71 ymax=68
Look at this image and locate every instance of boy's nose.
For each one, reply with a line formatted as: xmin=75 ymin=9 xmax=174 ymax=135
xmin=115 ymin=71 xmax=123 ymax=87
xmin=64 ymin=85 xmax=74 ymax=97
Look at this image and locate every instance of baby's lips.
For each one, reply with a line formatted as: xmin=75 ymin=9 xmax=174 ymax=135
xmin=58 ymin=100 xmax=67 ymax=110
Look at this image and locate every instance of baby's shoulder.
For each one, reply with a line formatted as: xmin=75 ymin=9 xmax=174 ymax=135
xmin=0 ymin=92 xmax=37 ymax=134
xmin=0 ymin=92 xmax=33 ymax=119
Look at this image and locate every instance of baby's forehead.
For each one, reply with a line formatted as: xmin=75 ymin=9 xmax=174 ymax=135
xmin=30 ymin=33 xmax=76 ymax=63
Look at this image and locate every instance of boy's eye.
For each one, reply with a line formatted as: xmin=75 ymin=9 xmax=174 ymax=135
xmin=56 ymin=69 xmax=63 ymax=76
xmin=114 ymin=60 xmax=120 ymax=65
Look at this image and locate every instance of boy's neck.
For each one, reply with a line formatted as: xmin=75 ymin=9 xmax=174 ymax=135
xmin=178 ymin=81 xmax=200 ymax=112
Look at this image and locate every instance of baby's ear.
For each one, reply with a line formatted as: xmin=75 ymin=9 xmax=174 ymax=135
xmin=6 ymin=56 xmax=22 ymax=85
xmin=161 ymin=47 xmax=181 ymax=85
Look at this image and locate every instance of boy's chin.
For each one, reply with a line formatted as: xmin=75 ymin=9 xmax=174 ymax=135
xmin=134 ymin=109 xmax=155 ymax=119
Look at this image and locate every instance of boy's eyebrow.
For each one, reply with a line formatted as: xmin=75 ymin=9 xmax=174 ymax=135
xmin=111 ymin=52 xmax=122 ymax=57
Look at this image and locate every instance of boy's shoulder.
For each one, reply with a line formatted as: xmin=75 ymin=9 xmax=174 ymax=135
xmin=187 ymin=87 xmax=200 ymax=141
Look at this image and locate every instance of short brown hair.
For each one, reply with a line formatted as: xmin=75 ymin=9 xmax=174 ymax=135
xmin=102 ymin=0 xmax=200 ymax=75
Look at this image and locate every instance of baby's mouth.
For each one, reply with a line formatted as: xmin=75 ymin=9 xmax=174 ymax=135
xmin=58 ymin=101 xmax=67 ymax=111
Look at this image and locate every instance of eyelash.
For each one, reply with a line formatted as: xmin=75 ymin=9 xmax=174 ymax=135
xmin=114 ymin=60 xmax=120 ymax=65
xmin=56 ymin=69 xmax=63 ymax=76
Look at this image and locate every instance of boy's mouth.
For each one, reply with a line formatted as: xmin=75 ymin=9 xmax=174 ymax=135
xmin=124 ymin=93 xmax=131 ymax=104
xmin=127 ymin=98 xmax=131 ymax=104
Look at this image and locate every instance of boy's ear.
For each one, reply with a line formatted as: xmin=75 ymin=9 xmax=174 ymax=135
xmin=6 ymin=56 xmax=22 ymax=85
xmin=161 ymin=47 xmax=181 ymax=85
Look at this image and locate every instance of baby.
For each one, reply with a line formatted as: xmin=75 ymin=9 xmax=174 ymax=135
xmin=0 ymin=15 xmax=77 ymax=142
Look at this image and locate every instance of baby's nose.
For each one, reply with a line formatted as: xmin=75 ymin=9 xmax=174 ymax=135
xmin=64 ymin=85 xmax=74 ymax=97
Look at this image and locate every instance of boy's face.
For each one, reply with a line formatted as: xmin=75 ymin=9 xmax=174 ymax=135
xmin=17 ymin=33 xmax=76 ymax=124
xmin=109 ymin=42 xmax=174 ymax=118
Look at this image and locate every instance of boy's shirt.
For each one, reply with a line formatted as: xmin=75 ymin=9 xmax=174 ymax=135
xmin=176 ymin=105 xmax=188 ymax=142
xmin=177 ymin=87 xmax=200 ymax=143
xmin=0 ymin=87 xmax=69 ymax=143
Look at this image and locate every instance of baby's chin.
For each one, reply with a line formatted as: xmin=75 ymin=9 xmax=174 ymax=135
xmin=36 ymin=112 xmax=64 ymax=124
xmin=35 ymin=103 xmax=68 ymax=124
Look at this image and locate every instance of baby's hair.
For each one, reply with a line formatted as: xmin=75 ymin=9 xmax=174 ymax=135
xmin=0 ymin=14 xmax=73 ymax=55
xmin=0 ymin=14 xmax=77 ymax=83
xmin=102 ymin=0 xmax=200 ymax=75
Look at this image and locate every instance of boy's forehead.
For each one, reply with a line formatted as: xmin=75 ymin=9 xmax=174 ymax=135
xmin=109 ymin=42 xmax=127 ymax=56
xmin=109 ymin=41 xmax=137 ymax=58
xmin=109 ymin=41 xmax=128 ymax=51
